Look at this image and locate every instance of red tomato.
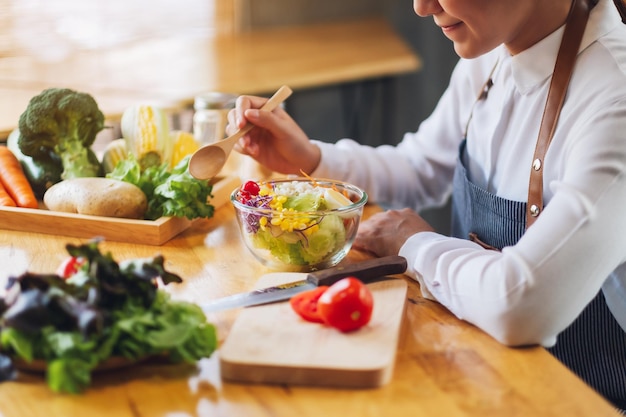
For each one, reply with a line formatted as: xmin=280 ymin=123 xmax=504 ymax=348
xmin=56 ymin=256 xmax=86 ymax=279
xmin=317 ymin=277 xmax=374 ymax=332
xmin=241 ymin=180 xmax=260 ymax=196
xmin=290 ymin=286 xmax=329 ymax=323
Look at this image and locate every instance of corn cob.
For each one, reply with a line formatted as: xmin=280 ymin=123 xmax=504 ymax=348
xmin=101 ymin=138 xmax=128 ymax=174
xmin=121 ymin=104 xmax=172 ymax=170
xmin=170 ymin=130 xmax=200 ymax=167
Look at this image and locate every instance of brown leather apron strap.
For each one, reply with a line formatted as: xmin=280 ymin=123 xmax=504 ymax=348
xmin=526 ymin=0 xmax=594 ymax=228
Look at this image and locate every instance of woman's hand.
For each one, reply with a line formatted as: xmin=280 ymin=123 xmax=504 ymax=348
xmin=353 ymin=208 xmax=435 ymax=257
xmin=227 ymin=94 xmax=321 ymax=175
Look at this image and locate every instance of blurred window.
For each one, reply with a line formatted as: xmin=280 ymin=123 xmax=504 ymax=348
xmin=0 ymin=0 xmax=216 ymax=61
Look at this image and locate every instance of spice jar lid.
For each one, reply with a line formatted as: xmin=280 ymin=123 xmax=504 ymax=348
xmin=194 ymin=92 xmax=238 ymax=110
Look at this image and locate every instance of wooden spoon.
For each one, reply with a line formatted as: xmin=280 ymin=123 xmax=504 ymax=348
xmin=188 ymin=85 xmax=293 ymax=180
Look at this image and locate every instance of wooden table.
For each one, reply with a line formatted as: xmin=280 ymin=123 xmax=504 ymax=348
xmin=0 ymin=204 xmax=621 ymax=417
xmin=0 ymin=17 xmax=421 ymax=138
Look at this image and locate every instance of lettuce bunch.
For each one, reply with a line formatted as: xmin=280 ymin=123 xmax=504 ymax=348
xmin=0 ymin=239 xmax=217 ymax=393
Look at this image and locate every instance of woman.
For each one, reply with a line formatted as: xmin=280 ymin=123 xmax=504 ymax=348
xmin=226 ymin=0 xmax=626 ymax=410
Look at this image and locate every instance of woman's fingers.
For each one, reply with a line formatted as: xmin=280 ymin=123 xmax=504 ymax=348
xmin=234 ymin=95 xmax=274 ymax=128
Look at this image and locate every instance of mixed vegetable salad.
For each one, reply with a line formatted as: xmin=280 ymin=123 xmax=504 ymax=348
xmin=233 ymin=179 xmax=365 ymax=267
xmin=0 ymin=239 xmax=217 ymax=393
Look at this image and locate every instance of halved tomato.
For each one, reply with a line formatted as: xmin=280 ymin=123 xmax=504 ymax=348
xmin=56 ymin=256 xmax=86 ymax=279
xmin=317 ymin=277 xmax=373 ymax=332
xmin=290 ymin=286 xmax=329 ymax=323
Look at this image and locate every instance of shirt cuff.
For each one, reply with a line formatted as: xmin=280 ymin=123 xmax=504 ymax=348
xmin=399 ymin=231 xmax=442 ymax=301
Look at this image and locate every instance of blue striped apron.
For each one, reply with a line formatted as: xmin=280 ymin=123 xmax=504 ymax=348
xmin=451 ymin=139 xmax=626 ymax=410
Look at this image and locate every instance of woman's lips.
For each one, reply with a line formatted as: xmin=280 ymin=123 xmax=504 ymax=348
xmin=440 ymin=22 xmax=462 ymax=33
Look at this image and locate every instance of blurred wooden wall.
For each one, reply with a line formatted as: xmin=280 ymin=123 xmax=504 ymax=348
xmin=236 ymin=0 xmax=382 ymax=30
xmin=214 ymin=0 xmax=382 ymax=33
xmin=213 ymin=0 xmax=243 ymax=34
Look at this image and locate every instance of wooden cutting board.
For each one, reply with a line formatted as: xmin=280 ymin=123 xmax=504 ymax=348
xmin=219 ymin=272 xmax=408 ymax=388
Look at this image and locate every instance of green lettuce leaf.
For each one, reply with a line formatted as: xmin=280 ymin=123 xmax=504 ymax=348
xmin=107 ymin=155 xmax=214 ymax=220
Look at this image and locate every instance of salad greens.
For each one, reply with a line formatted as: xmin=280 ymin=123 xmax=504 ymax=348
xmin=0 ymin=239 xmax=217 ymax=393
xmin=251 ymin=209 xmax=346 ymax=265
xmin=107 ymin=154 xmax=214 ymax=220
xmin=236 ymin=180 xmax=360 ymax=267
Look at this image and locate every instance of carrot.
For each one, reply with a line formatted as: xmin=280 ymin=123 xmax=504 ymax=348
xmin=0 ymin=179 xmax=17 ymax=207
xmin=0 ymin=146 xmax=38 ymax=208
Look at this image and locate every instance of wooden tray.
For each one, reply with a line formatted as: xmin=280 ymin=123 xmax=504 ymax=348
xmin=0 ymin=175 xmax=241 ymax=245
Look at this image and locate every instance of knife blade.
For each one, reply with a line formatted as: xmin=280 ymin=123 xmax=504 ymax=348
xmin=201 ymin=255 xmax=407 ymax=313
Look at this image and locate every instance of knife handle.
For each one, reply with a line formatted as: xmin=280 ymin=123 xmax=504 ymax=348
xmin=307 ymin=255 xmax=407 ymax=286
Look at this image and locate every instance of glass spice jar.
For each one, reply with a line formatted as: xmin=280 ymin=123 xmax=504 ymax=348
xmin=193 ymin=92 xmax=237 ymax=145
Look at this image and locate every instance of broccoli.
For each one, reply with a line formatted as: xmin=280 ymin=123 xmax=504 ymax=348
xmin=17 ymin=88 xmax=105 ymax=180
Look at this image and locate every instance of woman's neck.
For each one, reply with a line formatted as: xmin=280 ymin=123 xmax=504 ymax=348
xmin=506 ymin=0 xmax=575 ymax=55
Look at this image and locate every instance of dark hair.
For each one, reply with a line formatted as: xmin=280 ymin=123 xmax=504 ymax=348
xmin=614 ymin=0 xmax=626 ymax=23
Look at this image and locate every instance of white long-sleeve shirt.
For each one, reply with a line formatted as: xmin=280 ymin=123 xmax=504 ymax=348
xmin=312 ymin=0 xmax=626 ymax=347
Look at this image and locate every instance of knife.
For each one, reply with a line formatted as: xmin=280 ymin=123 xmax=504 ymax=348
xmin=201 ymin=255 xmax=407 ymax=313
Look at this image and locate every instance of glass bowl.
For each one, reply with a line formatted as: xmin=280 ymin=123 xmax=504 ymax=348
xmin=231 ymin=177 xmax=368 ymax=272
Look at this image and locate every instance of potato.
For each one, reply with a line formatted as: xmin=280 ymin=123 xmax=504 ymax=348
xmin=43 ymin=178 xmax=148 ymax=219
